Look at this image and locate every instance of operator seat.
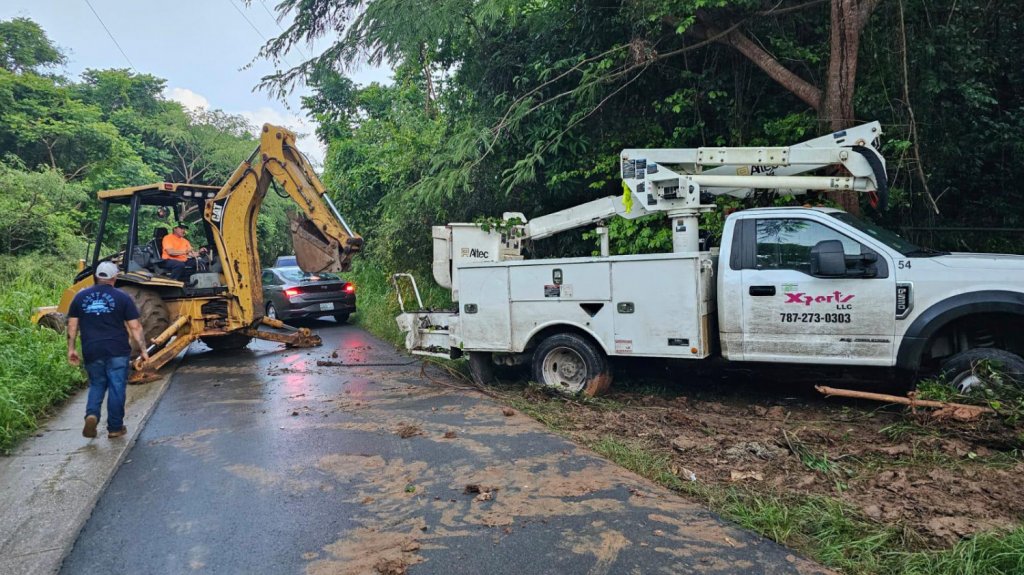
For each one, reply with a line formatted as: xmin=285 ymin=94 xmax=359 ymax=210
xmin=140 ymin=228 xmax=170 ymax=274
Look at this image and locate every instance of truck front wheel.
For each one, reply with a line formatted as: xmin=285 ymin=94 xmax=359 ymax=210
xmin=939 ymin=348 xmax=1024 ymax=393
xmin=532 ymin=333 xmax=611 ymax=396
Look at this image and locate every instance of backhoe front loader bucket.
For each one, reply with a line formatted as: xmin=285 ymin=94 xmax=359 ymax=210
xmin=291 ymin=214 xmax=347 ymax=274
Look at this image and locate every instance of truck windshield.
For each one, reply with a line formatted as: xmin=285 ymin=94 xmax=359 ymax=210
xmin=828 ymin=212 xmax=938 ymax=256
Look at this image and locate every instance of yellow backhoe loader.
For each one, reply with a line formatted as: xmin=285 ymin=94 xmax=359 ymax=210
xmin=32 ymin=124 xmax=362 ymax=382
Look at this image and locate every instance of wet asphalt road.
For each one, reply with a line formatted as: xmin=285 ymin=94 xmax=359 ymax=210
xmin=60 ymin=322 xmax=829 ymax=575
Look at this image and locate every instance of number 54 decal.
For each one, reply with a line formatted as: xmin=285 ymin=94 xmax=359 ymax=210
xmin=898 ymin=260 xmax=912 ymax=269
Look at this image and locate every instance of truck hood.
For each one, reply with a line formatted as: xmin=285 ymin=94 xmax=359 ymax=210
xmin=932 ymin=253 xmax=1024 ymax=270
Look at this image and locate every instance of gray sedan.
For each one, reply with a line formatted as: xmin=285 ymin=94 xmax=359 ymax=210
xmin=260 ymin=267 xmax=356 ymax=323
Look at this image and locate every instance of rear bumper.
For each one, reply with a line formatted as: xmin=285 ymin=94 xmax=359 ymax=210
xmin=283 ymin=297 xmax=356 ymax=318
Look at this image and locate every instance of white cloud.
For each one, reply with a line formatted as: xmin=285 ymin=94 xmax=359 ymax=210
xmin=163 ymin=87 xmax=326 ymax=168
xmin=165 ymin=87 xmax=209 ymax=112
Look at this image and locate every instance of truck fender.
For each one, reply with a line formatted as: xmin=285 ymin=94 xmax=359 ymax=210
xmin=895 ymin=290 xmax=1024 ymax=371
xmin=521 ymin=322 xmax=612 ymax=356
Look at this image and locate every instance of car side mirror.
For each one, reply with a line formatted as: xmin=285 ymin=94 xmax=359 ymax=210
xmin=810 ymin=240 xmax=847 ymax=277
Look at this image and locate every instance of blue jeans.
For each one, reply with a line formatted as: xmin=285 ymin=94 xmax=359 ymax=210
xmin=161 ymin=259 xmax=187 ymax=280
xmin=84 ymin=356 xmax=130 ymax=432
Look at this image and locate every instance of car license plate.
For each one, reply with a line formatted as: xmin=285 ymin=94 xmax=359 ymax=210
xmin=319 ymin=302 xmax=335 ymax=311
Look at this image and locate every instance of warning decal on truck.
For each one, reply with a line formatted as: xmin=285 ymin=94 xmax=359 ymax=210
xmin=544 ymin=285 xmax=560 ymax=297
xmin=615 ymin=339 xmax=633 ymax=353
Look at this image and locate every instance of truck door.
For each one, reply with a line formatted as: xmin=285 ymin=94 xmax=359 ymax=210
xmin=739 ymin=217 xmax=895 ymax=365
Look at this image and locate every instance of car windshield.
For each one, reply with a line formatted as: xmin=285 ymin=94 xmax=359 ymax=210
xmin=279 ymin=267 xmax=340 ymax=282
xmin=828 ymin=212 xmax=936 ymax=256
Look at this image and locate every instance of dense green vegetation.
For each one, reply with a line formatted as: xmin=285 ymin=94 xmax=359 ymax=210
xmin=0 ymin=255 xmax=80 ymax=452
xmin=0 ymin=18 xmax=293 ymax=451
xmin=263 ymin=0 xmax=1024 ymax=271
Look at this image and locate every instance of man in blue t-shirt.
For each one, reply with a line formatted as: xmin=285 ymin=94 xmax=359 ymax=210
xmin=67 ymin=262 xmax=150 ymax=439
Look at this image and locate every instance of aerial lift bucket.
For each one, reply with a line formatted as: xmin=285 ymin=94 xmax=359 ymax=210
xmin=291 ymin=214 xmax=345 ymax=273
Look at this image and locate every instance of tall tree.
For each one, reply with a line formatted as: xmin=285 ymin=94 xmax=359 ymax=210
xmin=0 ymin=17 xmax=64 ymax=74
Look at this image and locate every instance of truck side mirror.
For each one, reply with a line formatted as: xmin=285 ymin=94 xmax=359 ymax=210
xmin=810 ymin=240 xmax=846 ymax=277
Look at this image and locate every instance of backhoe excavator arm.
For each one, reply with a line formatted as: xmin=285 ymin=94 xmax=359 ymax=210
xmin=205 ymin=123 xmax=363 ymax=327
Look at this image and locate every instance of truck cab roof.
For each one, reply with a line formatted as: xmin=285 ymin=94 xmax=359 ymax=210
xmin=732 ymin=206 xmax=844 ymax=216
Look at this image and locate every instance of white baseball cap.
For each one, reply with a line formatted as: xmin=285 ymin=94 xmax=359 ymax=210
xmin=95 ymin=261 xmax=120 ymax=279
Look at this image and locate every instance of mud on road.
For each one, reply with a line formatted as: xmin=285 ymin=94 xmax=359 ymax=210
xmin=496 ymin=366 xmax=1024 ymax=549
xmin=62 ymin=325 xmax=831 ymax=575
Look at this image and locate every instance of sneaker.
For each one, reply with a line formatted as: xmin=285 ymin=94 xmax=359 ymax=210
xmin=82 ymin=415 xmax=98 ymax=438
xmin=108 ymin=426 xmax=128 ymax=438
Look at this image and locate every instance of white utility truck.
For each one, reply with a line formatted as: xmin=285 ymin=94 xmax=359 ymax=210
xmin=395 ymin=122 xmax=1024 ymax=394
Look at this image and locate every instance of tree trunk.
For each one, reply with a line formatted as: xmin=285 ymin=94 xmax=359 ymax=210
xmin=702 ymin=0 xmax=880 ymax=214
xmin=820 ymin=0 xmax=879 ymax=214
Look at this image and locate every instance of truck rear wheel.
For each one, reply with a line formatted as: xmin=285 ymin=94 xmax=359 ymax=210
xmin=119 ymin=285 xmax=170 ymax=355
xmin=532 ymin=333 xmax=611 ymax=396
xmin=939 ymin=348 xmax=1024 ymax=393
xmin=200 ymin=333 xmax=252 ymax=351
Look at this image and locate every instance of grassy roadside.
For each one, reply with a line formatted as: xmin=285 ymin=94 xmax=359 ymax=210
xmin=0 ymin=255 xmax=84 ymax=453
xmin=588 ymin=434 xmax=1023 ymax=575
xmin=349 ymin=266 xmax=1024 ymax=575
xmin=506 ymin=393 xmax=1024 ymax=575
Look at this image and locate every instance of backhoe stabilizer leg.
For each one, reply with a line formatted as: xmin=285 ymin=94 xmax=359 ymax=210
xmin=244 ymin=316 xmax=322 ymax=347
xmin=129 ymin=330 xmax=198 ymax=384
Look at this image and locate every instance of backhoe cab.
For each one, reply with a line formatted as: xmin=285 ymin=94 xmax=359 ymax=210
xmin=33 ymin=124 xmax=362 ymax=382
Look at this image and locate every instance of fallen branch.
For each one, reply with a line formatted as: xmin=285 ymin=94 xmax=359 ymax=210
xmin=815 ymin=385 xmax=994 ymax=415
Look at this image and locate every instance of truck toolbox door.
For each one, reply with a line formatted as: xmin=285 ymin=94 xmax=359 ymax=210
xmin=739 ymin=217 xmax=896 ymax=366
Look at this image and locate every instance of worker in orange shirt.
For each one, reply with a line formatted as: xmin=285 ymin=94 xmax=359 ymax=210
xmin=161 ymin=224 xmax=204 ymax=280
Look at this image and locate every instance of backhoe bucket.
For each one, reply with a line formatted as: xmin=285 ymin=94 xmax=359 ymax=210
xmin=291 ymin=214 xmax=344 ymax=273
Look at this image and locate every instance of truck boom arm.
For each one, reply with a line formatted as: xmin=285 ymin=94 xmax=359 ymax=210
xmin=509 ymin=122 xmax=886 ymax=244
xmin=432 ymin=122 xmax=887 ymax=299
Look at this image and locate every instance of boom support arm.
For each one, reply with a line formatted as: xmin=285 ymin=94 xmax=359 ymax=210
xmin=205 ymin=124 xmax=363 ymax=326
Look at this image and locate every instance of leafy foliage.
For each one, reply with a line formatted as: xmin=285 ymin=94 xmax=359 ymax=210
xmin=0 ymin=16 xmax=300 ymax=451
xmin=0 ymin=255 xmax=84 ymax=453
xmin=262 ymin=0 xmax=1024 ymax=277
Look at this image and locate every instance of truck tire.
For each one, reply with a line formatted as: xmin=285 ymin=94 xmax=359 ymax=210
xmin=532 ymin=333 xmax=612 ymax=396
xmin=333 ymin=312 xmax=350 ymax=324
xmin=200 ymin=332 xmax=252 ymax=351
xmin=939 ymin=348 xmax=1024 ymax=393
xmin=468 ymin=352 xmax=496 ymax=385
xmin=119 ymin=285 xmax=170 ymax=355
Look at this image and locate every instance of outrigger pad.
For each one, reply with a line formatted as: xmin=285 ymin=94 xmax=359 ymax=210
xmin=290 ymin=214 xmax=344 ymax=273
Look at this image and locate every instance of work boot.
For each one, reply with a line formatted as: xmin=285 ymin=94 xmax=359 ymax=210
xmin=108 ymin=426 xmax=128 ymax=438
xmin=82 ymin=415 xmax=98 ymax=438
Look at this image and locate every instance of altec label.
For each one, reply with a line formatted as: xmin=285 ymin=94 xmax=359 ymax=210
xmin=784 ymin=291 xmax=855 ymax=306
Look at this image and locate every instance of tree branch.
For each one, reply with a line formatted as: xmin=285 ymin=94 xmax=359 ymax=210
xmin=760 ymin=0 xmax=828 ymax=17
xmin=704 ymin=22 xmax=822 ymax=110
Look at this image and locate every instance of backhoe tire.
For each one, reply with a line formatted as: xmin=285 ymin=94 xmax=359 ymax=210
xmin=119 ymin=285 xmax=170 ymax=355
xmin=37 ymin=312 xmax=67 ymax=334
xmin=531 ymin=333 xmax=611 ymax=396
xmin=200 ymin=332 xmax=252 ymax=351
xmin=938 ymin=348 xmax=1024 ymax=393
